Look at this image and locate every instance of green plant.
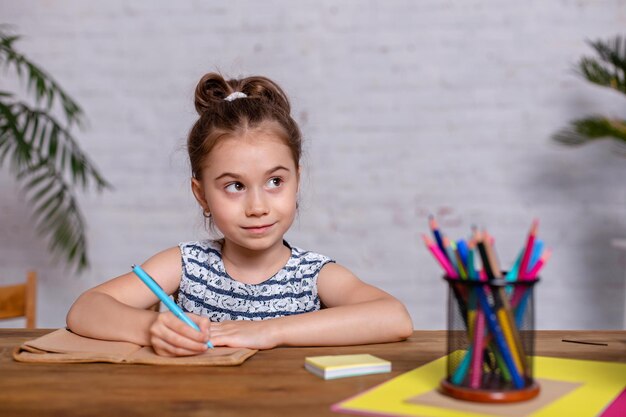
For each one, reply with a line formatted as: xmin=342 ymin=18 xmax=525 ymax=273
xmin=553 ymin=35 xmax=626 ymax=147
xmin=0 ymin=27 xmax=109 ymax=271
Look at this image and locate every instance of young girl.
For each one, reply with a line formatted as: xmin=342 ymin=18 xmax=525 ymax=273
xmin=66 ymin=73 xmax=413 ymax=356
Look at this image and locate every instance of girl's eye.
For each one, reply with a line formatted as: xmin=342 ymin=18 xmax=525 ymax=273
xmin=225 ymin=182 xmax=245 ymax=193
xmin=267 ymin=177 xmax=283 ymax=189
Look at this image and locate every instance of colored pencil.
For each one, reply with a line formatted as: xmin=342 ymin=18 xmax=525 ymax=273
xmin=513 ymin=249 xmax=551 ymax=326
xmin=482 ymin=231 xmax=502 ymax=279
xmin=422 ymin=235 xmax=457 ymax=278
xmin=485 ymin=231 xmax=528 ymax=375
xmin=518 ymin=219 xmax=539 ymax=279
xmin=526 ymin=249 xmax=551 ymax=279
xmin=453 ymin=243 xmax=468 ymax=279
xmin=475 ymin=285 xmax=525 ymax=388
xmin=451 ymin=346 xmax=473 ymax=385
xmin=429 ymin=215 xmax=449 ymax=261
xmin=131 ymin=264 xmax=214 ymax=349
xmin=469 ymin=307 xmax=486 ymax=388
xmin=466 ymin=241 xmax=478 ymax=280
xmin=510 ymin=248 xmax=549 ymax=313
xmin=475 ymin=230 xmax=526 ymax=378
xmin=505 ymin=249 xmax=524 ymax=282
xmin=529 ymin=240 xmax=544 ymax=271
xmin=456 ymin=239 xmax=472 ymax=280
xmin=443 ymin=237 xmax=459 ymax=274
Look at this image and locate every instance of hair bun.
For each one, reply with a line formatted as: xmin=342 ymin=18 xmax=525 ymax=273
xmin=238 ymin=76 xmax=291 ymax=114
xmin=194 ymin=73 xmax=231 ymax=115
xmin=194 ymin=73 xmax=292 ymax=116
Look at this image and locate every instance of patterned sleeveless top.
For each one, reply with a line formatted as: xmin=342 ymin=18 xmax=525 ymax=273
xmin=176 ymin=240 xmax=334 ymax=322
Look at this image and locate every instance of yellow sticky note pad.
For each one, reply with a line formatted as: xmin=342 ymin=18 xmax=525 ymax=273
xmin=332 ymin=354 xmax=626 ymax=417
xmin=305 ymin=354 xmax=391 ymax=379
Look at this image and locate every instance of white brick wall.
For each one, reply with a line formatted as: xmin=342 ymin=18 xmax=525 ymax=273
xmin=1 ymin=0 xmax=625 ymax=329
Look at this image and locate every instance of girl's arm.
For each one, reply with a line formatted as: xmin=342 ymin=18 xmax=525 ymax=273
xmin=66 ymin=247 xmax=210 ymax=354
xmin=208 ymin=263 xmax=414 ymax=349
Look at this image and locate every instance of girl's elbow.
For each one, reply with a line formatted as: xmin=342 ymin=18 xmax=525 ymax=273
xmin=65 ymin=301 xmax=81 ymax=331
xmin=65 ymin=292 xmax=90 ymax=332
xmin=397 ymin=315 xmax=414 ymax=340
xmin=392 ymin=301 xmax=414 ymax=340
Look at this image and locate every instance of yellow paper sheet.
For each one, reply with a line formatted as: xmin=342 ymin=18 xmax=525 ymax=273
xmin=332 ymin=355 xmax=626 ymax=417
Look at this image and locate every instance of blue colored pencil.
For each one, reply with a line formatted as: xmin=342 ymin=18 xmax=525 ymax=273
xmin=132 ymin=264 xmax=214 ymax=349
xmin=475 ymin=287 xmax=525 ymax=388
xmin=429 ymin=215 xmax=449 ymax=261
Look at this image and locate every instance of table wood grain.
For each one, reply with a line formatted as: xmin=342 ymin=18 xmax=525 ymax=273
xmin=1 ymin=329 xmax=624 ymax=417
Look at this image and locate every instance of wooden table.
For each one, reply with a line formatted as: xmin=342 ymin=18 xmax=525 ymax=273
xmin=1 ymin=330 xmax=625 ymax=417
xmin=611 ymin=238 xmax=626 ymax=329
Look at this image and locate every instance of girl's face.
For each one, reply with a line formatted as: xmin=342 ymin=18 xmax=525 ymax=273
xmin=191 ymin=129 xmax=299 ymax=253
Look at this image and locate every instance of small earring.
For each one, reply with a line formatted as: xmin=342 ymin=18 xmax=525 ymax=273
xmin=203 ymin=209 xmax=211 ymax=218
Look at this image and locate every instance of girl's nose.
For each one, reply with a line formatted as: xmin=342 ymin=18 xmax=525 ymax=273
xmin=245 ymin=189 xmax=269 ymax=217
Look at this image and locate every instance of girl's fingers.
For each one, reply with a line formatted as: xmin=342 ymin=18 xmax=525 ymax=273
xmin=163 ymin=328 xmax=207 ymax=352
xmin=158 ymin=322 xmax=209 ymax=352
xmin=205 ymin=320 xmax=275 ymax=349
xmin=187 ymin=314 xmax=211 ymax=340
xmin=161 ymin=312 xmax=210 ymax=343
xmin=149 ymin=313 xmax=209 ymax=355
xmin=195 ymin=315 xmax=211 ymax=334
xmin=151 ymin=336 xmax=204 ymax=357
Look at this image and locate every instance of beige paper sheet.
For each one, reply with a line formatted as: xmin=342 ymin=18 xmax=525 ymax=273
xmin=406 ymin=379 xmax=583 ymax=417
xmin=13 ymin=328 xmax=257 ymax=366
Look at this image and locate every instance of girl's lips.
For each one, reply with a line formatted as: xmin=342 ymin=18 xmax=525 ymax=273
xmin=242 ymin=223 xmax=275 ymax=234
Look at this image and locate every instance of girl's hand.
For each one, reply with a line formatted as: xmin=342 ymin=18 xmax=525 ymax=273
xmin=149 ymin=311 xmax=211 ymax=357
xmin=208 ymin=320 xmax=277 ymax=350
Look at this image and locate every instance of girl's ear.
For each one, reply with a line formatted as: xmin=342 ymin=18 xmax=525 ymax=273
xmin=296 ymin=165 xmax=302 ymax=193
xmin=191 ymin=178 xmax=209 ymax=212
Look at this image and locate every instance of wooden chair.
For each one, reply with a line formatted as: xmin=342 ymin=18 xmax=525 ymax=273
xmin=0 ymin=271 xmax=37 ymax=328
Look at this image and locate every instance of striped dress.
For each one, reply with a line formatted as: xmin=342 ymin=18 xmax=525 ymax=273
xmin=176 ymin=239 xmax=334 ymax=322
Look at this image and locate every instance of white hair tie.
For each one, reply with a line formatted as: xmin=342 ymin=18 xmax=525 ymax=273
xmin=224 ymin=91 xmax=247 ymax=102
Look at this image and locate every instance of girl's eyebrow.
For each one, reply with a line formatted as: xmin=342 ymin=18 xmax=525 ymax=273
xmin=214 ymin=172 xmax=239 ymax=181
xmin=266 ymin=165 xmax=290 ymax=175
xmin=213 ymin=165 xmax=291 ymax=181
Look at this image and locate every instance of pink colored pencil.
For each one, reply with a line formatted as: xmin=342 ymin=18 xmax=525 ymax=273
xmin=510 ymin=249 xmax=550 ymax=308
xmin=526 ymin=249 xmax=551 ymax=279
xmin=478 ymin=270 xmax=487 ymax=281
xmin=518 ymin=219 xmax=539 ymax=280
xmin=422 ymin=235 xmax=458 ymax=278
xmin=469 ymin=308 xmax=486 ymax=388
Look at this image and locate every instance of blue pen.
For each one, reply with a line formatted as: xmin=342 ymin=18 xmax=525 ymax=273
xmin=131 ymin=264 xmax=214 ymax=349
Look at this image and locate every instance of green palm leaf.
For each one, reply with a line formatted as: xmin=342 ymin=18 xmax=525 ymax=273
xmin=553 ymin=35 xmax=626 ymax=150
xmin=0 ymin=27 xmax=110 ymax=271
xmin=553 ymin=116 xmax=626 ymax=146
xmin=580 ymin=36 xmax=626 ymax=94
